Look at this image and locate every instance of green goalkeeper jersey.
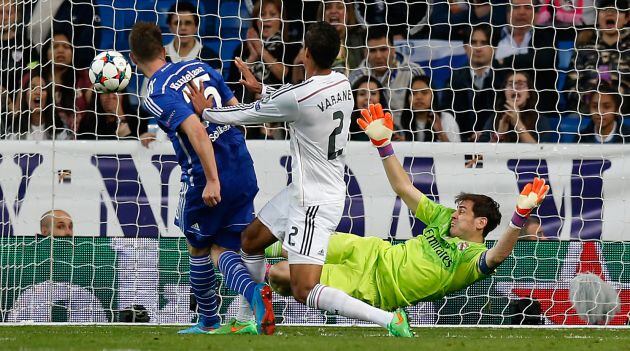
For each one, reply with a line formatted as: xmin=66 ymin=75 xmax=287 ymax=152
xmin=374 ymin=194 xmax=489 ymax=309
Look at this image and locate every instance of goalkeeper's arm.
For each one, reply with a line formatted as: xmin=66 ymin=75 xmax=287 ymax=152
xmin=358 ymin=104 xmax=423 ymax=212
xmin=484 ymin=177 xmax=549 ymax=269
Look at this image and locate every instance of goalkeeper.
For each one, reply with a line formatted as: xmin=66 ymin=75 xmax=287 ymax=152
xmin=268 ymin=103 xmax=549 ymax=310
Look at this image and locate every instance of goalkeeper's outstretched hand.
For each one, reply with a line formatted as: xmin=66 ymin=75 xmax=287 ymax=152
xmin=510 ymin=177 xmax=549 ymax=228
xmin=357 ymin=103 xmax=394 ymax=147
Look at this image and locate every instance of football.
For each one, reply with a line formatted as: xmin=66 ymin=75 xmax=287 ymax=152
xmin=89 ymin=50 xmax=132 ymax=93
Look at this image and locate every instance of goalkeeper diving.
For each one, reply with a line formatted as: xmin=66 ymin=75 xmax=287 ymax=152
xmin=268 ymin=103 xmax=550 ymax=310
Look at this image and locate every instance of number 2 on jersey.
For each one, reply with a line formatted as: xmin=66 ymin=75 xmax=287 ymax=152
xmin=328 ymin=111 xmax=344 ymax=160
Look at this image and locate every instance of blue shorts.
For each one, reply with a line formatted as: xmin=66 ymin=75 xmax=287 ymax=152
xmin=175 ymin=182 xmax=256 ymax=250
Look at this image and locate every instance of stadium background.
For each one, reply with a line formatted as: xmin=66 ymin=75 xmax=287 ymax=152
xmin=0 ymin=0 xmax=629 ymax=326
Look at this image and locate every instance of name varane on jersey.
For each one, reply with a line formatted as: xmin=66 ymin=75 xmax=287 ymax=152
xmin=143 ymin=61 xmax=250 ymax=186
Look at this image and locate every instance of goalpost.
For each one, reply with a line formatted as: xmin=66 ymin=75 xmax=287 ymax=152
xmin=0 ymin=0 xmax=628 ymax=326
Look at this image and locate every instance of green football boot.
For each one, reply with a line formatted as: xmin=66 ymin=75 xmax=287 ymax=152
xmin=209 ymin=318 xmax=258 ymax=335
xmin=387 ymin=308 xmax=413 ymax=338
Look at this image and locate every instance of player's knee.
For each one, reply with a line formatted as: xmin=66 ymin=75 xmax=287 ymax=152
xmin=291 ymin=281 xmax=318 ymax=304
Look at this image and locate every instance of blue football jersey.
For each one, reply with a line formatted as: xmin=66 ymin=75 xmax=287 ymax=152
xmin=143 ymin=61 xmax=254 ymax=191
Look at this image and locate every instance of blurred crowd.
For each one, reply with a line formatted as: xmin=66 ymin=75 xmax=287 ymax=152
xmin=0 ymin=0 xmax=628 ymax=144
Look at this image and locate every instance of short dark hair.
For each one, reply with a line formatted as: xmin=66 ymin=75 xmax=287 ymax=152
xmin=464 ymin=24 xmax=497 ymax=47
xmin=129 ymin=22 xmax=164 ymax=64
xmin=589 ymin=83 xmax=623 ymax=111
xmin=304 ymin=21 xmax=340 ymax=70
xmin=166 ymin=1 xmax=200 ymax=27
xmin=455 ymin=193 xmax=502 ymax=237
xmin=366 ymin=25 xmax=395 ymax=46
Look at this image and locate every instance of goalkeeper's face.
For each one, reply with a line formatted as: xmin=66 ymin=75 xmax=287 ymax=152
xmin=450 ymin=200 xmax=486 ymax=241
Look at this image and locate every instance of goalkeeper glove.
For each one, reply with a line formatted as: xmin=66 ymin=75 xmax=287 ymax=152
xmin=357 ymin=103 xmax=395 ymax=159
xmin=510 ymin=177 xmax=549 ymax=229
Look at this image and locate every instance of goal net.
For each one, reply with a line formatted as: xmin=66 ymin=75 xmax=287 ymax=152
xmin=0 ymin=0 xmax=629 ymax=326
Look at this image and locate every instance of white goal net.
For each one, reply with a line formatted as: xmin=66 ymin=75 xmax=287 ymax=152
xmin=0 ymin=0 xmax=629 ymax=326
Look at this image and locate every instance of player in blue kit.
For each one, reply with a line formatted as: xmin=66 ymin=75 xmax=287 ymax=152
xmin=128 ymin=22 xmax=274 ymax=335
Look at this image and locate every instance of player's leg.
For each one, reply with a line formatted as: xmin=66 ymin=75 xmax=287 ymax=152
xmin=285 ymin=203 xmax=412 ymax=337
xmin=175 ymin=185 xmax=222 ymax=334
xmin=179 ymin=241 xmax=221 ymax=334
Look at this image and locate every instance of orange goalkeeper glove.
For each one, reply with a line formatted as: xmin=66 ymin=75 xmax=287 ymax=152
xmin=357 ymin=103 xmax=395 ymax=158
xmin=510 ymin=177 xmax=550 ymax=228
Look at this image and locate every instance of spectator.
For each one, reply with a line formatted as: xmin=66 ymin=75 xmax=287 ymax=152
xmin=40 ymin=30 xmax=92 ymax=134
xmin=350 ymin=75 xmax=389 ymax=141
xmin=479 ymin=71 xmax=552 ymax=143
xmin=577 ymin=85 xmax=630 ymax=143
xmin=432 ymin=0 xmax=508 ymax=40
xmin=1 ymin=1 xmax=32 ymax=92
xmin=353 ymin=0 xmax=429 ymax=40
xmin=519 ymin=216 xmax=548 ymax=240
xmin=0 ymin=85 xmax=16 ymax=138
xmin=27 ymin=0 xmax=97 ymax=69
xmin=442 ymin=24 xmax=498 ymax=142
xmin=535 ymin=0 xmax=597 ymax=28
xmin=228 ymin=0 xmax=301 ymax=102
xmin=494 ymin=0 xmax=558 ymax=113
xmin=400 ymin=75 xmax=461 ymax=142
xmin=564 ymin=0 xmax=629 ymax=114
xmin=164 ymin=1 xmax=220 ymax=69
xmin=39 ymin=209 xmax=73 ymax=237
xmin=5 ymin=71 xmax=63 ymax=140
xmin=349 ymin=25 xmax=424 ymax=124
xmin=78 ymin=92 xmax=147 ymax=140
xmin=317 ymin=0 xmax=365 ymax=73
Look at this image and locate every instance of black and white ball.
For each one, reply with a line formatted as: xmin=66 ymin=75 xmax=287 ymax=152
xmin=89 ymin=50 xmax=132 ymax=93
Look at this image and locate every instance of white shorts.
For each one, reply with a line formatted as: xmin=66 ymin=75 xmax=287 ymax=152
xmin=258 ymin=187 xmax=344 ymax=265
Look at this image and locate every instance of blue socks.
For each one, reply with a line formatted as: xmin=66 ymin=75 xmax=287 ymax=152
xmin=218 ymin=251 xmax=257 ymax=306
xmin=189 ymin=254 xmax=219 ymax=327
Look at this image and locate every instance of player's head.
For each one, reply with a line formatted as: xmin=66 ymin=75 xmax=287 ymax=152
xmin=303 ymin=21 xmax=340 ymax=71
xmin=451 ymin=193 xmax=501 ymax=240
xmin=40 ymin=209 xmax=74 ymax=237
xmin=129 ymin=22 xmax=166 ymax=68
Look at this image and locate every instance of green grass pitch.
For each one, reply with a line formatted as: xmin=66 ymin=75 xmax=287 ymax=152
xmin=0 ymin=326 xmax=627 ymax=351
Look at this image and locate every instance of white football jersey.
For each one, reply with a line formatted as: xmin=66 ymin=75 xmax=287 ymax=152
xmin=202 ymin=71 xmax=353 ymax=206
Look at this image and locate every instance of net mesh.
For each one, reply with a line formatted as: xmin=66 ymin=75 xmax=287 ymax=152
xmin=0 ymin=0 xmax=629 ymax=325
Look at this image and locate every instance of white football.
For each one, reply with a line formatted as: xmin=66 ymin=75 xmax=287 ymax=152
xmin=89 ymin=50 xmax=132 ymax=93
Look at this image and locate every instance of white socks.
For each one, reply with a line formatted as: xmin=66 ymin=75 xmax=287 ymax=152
xmin=306 ymin=283 xmax=394 ymax=328
xmin=236 ymin=250 xmax=266 ymax=322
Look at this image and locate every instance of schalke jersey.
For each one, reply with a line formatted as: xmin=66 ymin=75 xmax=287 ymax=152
xmin=143 ymin=61 xmax=254 ymax=191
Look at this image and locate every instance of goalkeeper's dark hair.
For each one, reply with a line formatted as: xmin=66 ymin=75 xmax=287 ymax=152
xmin=129 ymin=22 xmax=164 ymax=64
xmin=305 ymin=21 xmax=340 ymax=70
xmin=455 ymin=193 xmax=502 ymax=237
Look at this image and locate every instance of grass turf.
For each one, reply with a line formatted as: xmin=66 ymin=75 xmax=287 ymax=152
xmin=0 ymin=326 xmax=627 ymax=351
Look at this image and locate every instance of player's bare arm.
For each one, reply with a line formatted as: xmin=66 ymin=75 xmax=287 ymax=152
xmin=484 ymin=177 xmax=549 ymax=269
xmin=179 ymin=115 xmax=221 ymax=206
xmin=358 ymin=103 xmax=423 ymax=212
